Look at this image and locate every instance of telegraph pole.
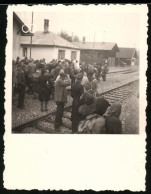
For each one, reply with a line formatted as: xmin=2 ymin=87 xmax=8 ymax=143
xmin=92 ymin=31 xmax=96 ymax=63
xmin=29 ymin=12 xmax=33 ymax=59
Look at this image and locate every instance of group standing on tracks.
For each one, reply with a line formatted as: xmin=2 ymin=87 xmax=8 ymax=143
xmin=12 ymin=56 xmax=122 ymax=134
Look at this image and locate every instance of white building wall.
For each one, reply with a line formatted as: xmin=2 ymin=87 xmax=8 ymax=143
xmin=22 ymin=46 xmax=55 ymax=63
xmin=13 ymin=20 xmax=21 ymax=60
xmin=21 ymin=45 xmax=80 ymax=64
xmin=54 ymin=47 xmax=80 ymax=64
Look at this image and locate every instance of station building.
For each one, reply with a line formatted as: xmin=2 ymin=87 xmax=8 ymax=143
xmin=73 ymin=40 xmax=119 ymax=66
xmin=13 ymin=13 xmax=80 ymax=65
xmin=13 ymin=12 xmax=31 ymax=60
xmin=20 ymin=19 xmax=80 ymax=63
xmin=116 ymin=47 xmax=138 ymax=66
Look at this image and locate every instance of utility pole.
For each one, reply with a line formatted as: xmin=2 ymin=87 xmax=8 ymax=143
xmin=71 ymin=32 xmax=73 ymax=42
xmin=92 ymin=31 xmax=96 ymax=63
xmin=29 ymin=12 xmax=33 ymax=59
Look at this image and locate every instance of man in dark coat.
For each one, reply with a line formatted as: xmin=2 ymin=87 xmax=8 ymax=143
xmin=71 ymin=73 xmax=84 ymax=133
xmin=16 ymin=62 xmax=26 ymax=109
xmin=54 ymin=72 xmax=70 ymax=131
xmin=38 ymin=68 xmax=51 ymax=112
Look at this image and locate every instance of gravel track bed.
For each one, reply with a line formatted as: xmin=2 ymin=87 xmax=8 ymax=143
xmin=120 ymin=82 xmax=139 ymax=134
xmin=12 ymin=95 xmax=72 ymax=128
xmin=98 ymin=71 xmax=139 ymax=94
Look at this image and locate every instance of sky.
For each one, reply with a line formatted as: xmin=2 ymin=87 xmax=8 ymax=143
xmin=16 ymin=5 xmax=141 ymax=49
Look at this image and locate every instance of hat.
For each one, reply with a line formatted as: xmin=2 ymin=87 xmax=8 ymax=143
xmin=60 ymin=72 xmax=66 ymax=77
xmin=76 ymin=72 xmax=83 ymax=79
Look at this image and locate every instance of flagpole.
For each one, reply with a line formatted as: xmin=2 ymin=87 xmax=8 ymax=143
xmin=29 ymin=12 xmax=33 ymax=59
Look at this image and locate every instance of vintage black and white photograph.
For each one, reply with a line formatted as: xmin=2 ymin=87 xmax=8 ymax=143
xmin=4 ymin=4 xmax=147 ymax=191
xmin=11 ymin=6 xmax=143 ymax=134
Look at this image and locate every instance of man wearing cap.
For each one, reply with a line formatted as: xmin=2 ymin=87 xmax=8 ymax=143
xmin=71 ymin=72 xmax=84 ymax=133
xmin=54 ymin=72 xmax=71 ymax=131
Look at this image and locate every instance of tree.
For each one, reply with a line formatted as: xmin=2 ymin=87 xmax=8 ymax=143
xmin=59 ymin=31 xmax=80 ymax=42
xmin=73 ymin=35 xmax=80 ymax=42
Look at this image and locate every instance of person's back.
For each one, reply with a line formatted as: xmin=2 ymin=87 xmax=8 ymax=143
xmin=78 ymin=114 xmax=105 ymax=134
xmin=54 ymin=75 xmax=70 ymax=103
xmin=54 ymin=72 xmax=70 ymax=131
xmin=71 ymin=73 xmax=84 ymax=133
xmin=104 ymin=103 xmax=122 ymax=134
xmin=91 ymin=116 xmax=106 ymax=134
xmin=28 ymin=62 xmax=36 ymax=76
xmin=106 ymin=115 xmax=122 ymax=134
xmin=95 ymin=97 xmax=110 ymax=116
xmin=71 ymin=81 xmax=83 ymax=99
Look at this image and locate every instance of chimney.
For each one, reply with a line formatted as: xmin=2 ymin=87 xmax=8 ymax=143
xmin=44 ymin=19 xmax=49 ymax=33
xmin=82 ymin=36 xmax=85 ymax=44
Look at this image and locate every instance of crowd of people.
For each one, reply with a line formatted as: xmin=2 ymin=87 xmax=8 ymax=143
xmin=12 ymin=56 xmax=122 ymax=134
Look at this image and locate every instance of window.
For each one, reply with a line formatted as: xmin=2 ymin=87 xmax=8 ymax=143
xmin=71 ymin=51 xmax=77 ymax=60
xmin=58 ymin=50 xmax=65 ymax=60
xmin=22 ymin=47 xmax=27 ymax=57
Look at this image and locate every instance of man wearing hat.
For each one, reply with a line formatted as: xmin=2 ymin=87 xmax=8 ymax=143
xmin=71 ymin=72 xmax=84 ymax=133
xmin=54 ymin=72 xmax=71 ymax=131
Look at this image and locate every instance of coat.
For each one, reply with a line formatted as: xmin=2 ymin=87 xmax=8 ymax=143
xmin=78 ymin=114 xmax=106 ymax=134
xmin=103 ymin=103 xmax=122 ymax=134
xmin=71 ymin=81 xmax=84 ymax=121
xmin=54 ymin=77 xmax=70 ymax=103
xmin=38 ymin=74 xmax=51 ymax=102
xmin=17 ymin=67 xmax=26 ymax=87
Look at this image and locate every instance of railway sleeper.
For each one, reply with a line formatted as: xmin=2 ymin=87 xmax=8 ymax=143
xmin=33 ymin=122 xmax=56 ymax=133
xmin=105 ymin=96 xmax=124 ymax=101
xmin=44 ymin=116 xmax=72 ymax=130
xmin=107 ymin=93 xmax=131 ymax=98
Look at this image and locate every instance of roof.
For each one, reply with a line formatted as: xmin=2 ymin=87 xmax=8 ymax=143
xmin=73 ymin=42 xmax=119 ymax=51
xmin=21 ymin=31 xmax=80 ymax=49
xmin=116 ymin=47 xmax=137 ymax=59
xmin=13 ymin=12 xmax=31 ymax=35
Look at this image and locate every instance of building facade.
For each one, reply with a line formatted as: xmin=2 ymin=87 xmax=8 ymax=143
xmin=73 ymin=42 xmax=119 ymax=66
xmin=116 ymin=47 xmax=137 ymax=66
xmin=20 ymin=31 xmax=80 ymax=63
xmin=13 ymin=13 xmax=80 ymax=65
xmin=13 ymin=12 xmax=31 ymax=60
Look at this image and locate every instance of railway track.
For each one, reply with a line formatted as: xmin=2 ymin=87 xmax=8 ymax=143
xmin=108 ymin=69 xmax=137 ymax=75
xmin=12 ymin=79 xmax=138 ymax=134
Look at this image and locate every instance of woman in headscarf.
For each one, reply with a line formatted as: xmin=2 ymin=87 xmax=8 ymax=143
xmin=103 ymin=103 xmax=122 ymax=134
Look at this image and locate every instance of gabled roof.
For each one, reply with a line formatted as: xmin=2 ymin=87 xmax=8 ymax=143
xmin=21 ymin=31 xmax=80 ymax=50
xmin=13 ymin=12 xmax=31 ymax=35
xmin=116 ymin=47 xmax=137 ymax=59
xmin=73 ymin=42 xmax=119 ymax=51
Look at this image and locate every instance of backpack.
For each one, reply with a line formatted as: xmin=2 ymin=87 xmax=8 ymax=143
xmin=78 ymin=114 xmax=106 ymax=134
